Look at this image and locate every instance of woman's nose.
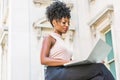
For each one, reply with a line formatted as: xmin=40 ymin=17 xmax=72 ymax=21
xmin=65 ymin=23 xmax=69 ymax=27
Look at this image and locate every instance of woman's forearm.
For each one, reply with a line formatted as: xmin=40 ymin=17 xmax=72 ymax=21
xmin=41 ymin=57 xmax=70 ymax=66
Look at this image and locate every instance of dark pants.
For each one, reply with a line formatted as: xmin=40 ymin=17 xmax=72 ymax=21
xmin=45 ymin=63 xmax=115 ymax=80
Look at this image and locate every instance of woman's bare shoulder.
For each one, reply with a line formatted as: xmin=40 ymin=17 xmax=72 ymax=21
xmin=43 ymin=35 xmax=52 ymax=42
xmin=43 ymin=34 xmax=56 ymax=47
xmin=44 ymin=34 xmax=55 ymax=41
xmin=41 ymin=34 xmax=55 ymax=51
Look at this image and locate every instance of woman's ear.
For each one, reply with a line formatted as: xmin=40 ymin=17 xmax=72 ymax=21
xmin=52 ymin=20 xmax=57 ymax=27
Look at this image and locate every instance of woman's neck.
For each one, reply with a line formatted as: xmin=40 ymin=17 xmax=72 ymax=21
xmin=53 ymin=31 xmax=62 ymax=36
xmin=52 ymin=31 xmax=62 ymax=39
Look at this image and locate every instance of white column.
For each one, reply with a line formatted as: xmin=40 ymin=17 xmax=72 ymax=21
xmin=9 ymin=0 xmax=30 ymax=80
xmin=0 ymin=45 xmax=2 ymax=80
xmin=73 ymin=0 xmax=92 ymax=60
xmin=112 ymin=0 xmax=120 ymax=80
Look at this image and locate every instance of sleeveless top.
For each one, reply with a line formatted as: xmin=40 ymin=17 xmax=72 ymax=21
xmin=49 ymin=32 xmax=72 ymax=61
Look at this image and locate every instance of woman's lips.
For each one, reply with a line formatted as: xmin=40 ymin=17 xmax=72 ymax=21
xmin=63 ymin=29 xmax=68 ymax=32
xmin=63 ymin=27 xmax=68 ymax=31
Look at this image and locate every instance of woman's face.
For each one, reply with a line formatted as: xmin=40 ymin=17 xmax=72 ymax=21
xmin=53 ymin=17 xmax=70 ymax=34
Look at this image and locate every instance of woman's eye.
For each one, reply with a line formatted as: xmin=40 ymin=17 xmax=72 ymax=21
xmin=62 ymin=22 xmax=66 ymax=24
xmin=62 ymin=22 xmax=70 ymax=26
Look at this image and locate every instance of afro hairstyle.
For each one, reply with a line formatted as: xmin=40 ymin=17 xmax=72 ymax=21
xmin=46 ymin=1 xmax=71 ymax=26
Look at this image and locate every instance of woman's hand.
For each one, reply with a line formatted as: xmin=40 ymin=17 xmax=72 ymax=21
xmin=102 ymin=60 xmax=105 ymax=64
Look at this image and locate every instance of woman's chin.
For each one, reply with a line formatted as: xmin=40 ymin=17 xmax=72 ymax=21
xmin=62 ymin=31 xmax=67 ymax=34
xmin=62 ymin=30 xmax=68 ymax=33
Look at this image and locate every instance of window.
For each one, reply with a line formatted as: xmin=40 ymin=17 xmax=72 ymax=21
xmin=105 ymin=30 xmax=116 ymax=79
xmin=89 ymin=5 xmax=116 ymax=79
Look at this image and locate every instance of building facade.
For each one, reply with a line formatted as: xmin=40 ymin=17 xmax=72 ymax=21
xmin=0 ymin=0 xmax=120 ymax=80
xmin=0 ymin=0 xmax=9 ymax=80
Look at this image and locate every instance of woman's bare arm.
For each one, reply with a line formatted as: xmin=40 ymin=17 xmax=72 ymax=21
xmin=40 ymin=35 xmax=70 ymax=66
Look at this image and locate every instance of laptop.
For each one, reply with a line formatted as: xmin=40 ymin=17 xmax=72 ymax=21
xmin=64 ymin=39 xmax=112 ymax=67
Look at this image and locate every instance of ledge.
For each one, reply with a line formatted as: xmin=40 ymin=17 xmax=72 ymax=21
xmin=33 ymin=0 xmax=52 ymax=5
xmin=88 ymin=5 xmax=113 ymax=26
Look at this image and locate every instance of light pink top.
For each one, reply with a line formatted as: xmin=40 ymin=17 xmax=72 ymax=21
xmin=49 ymin=32 xmax=72 ymax=61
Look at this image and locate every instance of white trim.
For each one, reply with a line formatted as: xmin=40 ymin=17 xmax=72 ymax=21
xmin=107 ymin=58 xmax=115 ymax=64
xmin=33 ymin=0 xmax=51 ymax=4
xmin=88 ymin=5 xmax=113 ymax=26
xmin=33 ymin=16 xmax=47 ymax=28
xmin=102 ymin=27 xmax=111 ymax=35
xmin=0 ymin=31 xmax=8 ymax=44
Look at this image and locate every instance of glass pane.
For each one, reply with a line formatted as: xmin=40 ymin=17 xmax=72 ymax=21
xmin=110 ymin=62 xmax=116 ymax=79
xmin=105 ymin=31 xmax=114 ymax=60
xmin=105 ymin=30 xmax=116 ymax=79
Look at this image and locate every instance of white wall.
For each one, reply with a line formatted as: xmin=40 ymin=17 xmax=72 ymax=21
xmin=73 ymin=0 xmax=93 ymax=60
xmin=90 ymin=0 xmax=113 ymax=19
xmin=112 ymin=0 xmax=120 ymax=80
xmin=0 ymin=45 xmax=2 ymax=80
xmin=29 ymin=1 xmax=47 ymax=80
xmin=10 ymin=0 xmax=30 ymax=80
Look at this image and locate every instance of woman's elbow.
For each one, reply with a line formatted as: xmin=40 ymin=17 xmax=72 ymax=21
xmin=41 ymin=60 xmax=45 ymax=65
xmin=40 ymin=58 xmax=47 ymax=65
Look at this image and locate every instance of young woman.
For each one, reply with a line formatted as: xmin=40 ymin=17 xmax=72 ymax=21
xmin=40 ymin=1 xmax=115 ymax=80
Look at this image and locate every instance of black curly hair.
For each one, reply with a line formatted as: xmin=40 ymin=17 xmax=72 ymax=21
xmin=46 ymin=1 xmax=71 ymax=27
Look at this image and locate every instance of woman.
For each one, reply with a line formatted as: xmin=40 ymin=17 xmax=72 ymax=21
xmin=40 ymin=1 xmax=115 ymax=80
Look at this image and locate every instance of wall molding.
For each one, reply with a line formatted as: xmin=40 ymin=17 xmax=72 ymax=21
xmin=88 ymin=5 xmax=113 ymax=27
